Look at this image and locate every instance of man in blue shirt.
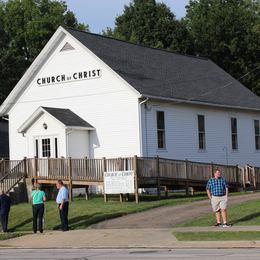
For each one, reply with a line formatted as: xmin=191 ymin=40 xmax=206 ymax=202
xmin=206 ymin=169 xmax=231 ymax=227
xmin=0 ymin=190 xmax=11 ymax=232
xmin=56 ymin=180 xmax=69 ymax=231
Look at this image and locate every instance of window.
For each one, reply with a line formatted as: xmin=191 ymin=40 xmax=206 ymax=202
xmin=55 ymin=138 xmax=58 ymax=158
xmin=198 ymin=115 xmax=206 ymax=150
xmin=254 ymin=120 xmax=260 ymax=150
xmin=231 ymin=118 xmax=238 ymax=150
xmin=157 ymin=111 xmax=166 ymax=149
xmin=42 ymin=138 xmax=51 ymax=157
xmin=35 ymin=139 xmax=39 ymax=158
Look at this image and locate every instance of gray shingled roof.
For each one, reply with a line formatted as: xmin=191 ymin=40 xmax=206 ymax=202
xmin=42 ymin=107 xmax=94 ymax=128
xmin=0 ymin=120 xmax=9 ymax=158
xmin=67 ymin=28 xmax=260 ymax=110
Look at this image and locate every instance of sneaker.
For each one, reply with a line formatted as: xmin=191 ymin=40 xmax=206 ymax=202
xmin=214 ymin=223 xmax=221 ymax=227
xmin=222 ymin=223 xmax=232 ymax=227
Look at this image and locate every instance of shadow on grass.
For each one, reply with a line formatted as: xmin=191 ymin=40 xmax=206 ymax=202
xmin=9 ymin=217 xmax=33 ymax=232
xmin=109 ymin=193 xmax=206 ymax=202
xmin=52 ymin=212 xmax=125 ymax=230
xmin=232 ymin=212 xmax=260 ymax=224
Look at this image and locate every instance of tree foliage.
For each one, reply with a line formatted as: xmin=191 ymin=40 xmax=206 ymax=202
xmin=185 ymin=0 xmax=260 ymax=95
xmin=103 ymin=0 xmax=191 ymax=51
xmin=0 ymin=0 xmax=87 ymax=105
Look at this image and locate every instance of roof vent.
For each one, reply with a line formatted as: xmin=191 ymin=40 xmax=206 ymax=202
xmin=60 ymin=42 xmax=75 ymax=52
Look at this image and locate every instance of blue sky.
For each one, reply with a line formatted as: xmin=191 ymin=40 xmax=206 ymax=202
xmin=65 ymin=0 xmax=190 ymax=33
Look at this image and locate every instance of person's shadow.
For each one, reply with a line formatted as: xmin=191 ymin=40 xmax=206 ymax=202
xmin=231 ymin=212 xmax=260 ymax=224
xmin=9 ymin=217 xmax=33 ymax=232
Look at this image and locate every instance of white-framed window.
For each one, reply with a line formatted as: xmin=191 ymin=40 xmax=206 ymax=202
xmin=42 ymin=138 xmax=51 ymax=157
xmin=157 ymin=111 xmax=166 ymax=149
xmin=197 ymin=115 xmax=206 ymax=150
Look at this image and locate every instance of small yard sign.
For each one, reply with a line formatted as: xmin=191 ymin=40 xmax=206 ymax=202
xmin=104 ymin=171 xmax=135 ymax=194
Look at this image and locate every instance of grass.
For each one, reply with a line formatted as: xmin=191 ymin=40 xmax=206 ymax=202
xmin=174 ymin=231 xmax=260 ymax=241
xmin=7 ymin=193 xmax=207 ymax=232
xmin=178 ymin=199 xmax=260 ymax=227
xmin=174 ymin=197 xmax=260 ymax=241
xmin=0 ymin=232 xmax=28 ymax=241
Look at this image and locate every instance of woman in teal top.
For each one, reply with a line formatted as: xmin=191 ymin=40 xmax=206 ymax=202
xmin=31 ymin=183 xmax=46 ymax=233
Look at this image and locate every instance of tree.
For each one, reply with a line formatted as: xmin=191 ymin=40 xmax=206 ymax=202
xmin=185 ymin=0 xmax=260 ymax=95
xmin=0 ymin=0 xmax=88 ymax=105
xmin=103 ymin=0 xmax=190 ymax=50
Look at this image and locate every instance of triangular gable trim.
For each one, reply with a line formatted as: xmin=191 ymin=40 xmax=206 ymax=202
xmin=0 ymin=27 xmax=67 ymax=116
xmin=0 ymin=26 xmax=141 ymax=116
xmin=60 ymin=42 xmax=75 ymax=51
xmin=18 ymin=107 xmax=95 ymax=133
xmin=18 ymin=107 xmax=66 ymax=133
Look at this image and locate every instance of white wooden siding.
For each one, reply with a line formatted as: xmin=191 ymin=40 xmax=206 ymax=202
xmin=67 ymin=130 xmax=89 ymax=158
xmin=8 ymin=34 xmax=141 ymax=159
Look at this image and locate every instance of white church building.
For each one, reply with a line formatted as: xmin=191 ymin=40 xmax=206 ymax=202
xmin=0 ymin=26 xmax=260 ymax=166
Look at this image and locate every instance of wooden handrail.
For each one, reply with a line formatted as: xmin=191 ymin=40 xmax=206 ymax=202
xmin=0 ymin=157 xmax=259 ymax=193
xmin=0 ymin=160 xmax=25 ymax=193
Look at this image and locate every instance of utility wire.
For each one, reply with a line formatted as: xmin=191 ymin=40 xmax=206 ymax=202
xmin=186 ymin=65 xmax=260 ymax=100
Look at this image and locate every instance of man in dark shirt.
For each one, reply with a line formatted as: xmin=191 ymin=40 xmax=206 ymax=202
xmin=206 ymin=169 xmax=231 ymax=227
xmin=0 ymin=190 xmax=11 ymax=232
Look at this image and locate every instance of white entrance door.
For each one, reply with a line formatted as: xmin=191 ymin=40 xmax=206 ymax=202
xmin=34 ymin=136 xmax=59 ymax=177
xmin=34 ymin=136 xmax=59 ymax=159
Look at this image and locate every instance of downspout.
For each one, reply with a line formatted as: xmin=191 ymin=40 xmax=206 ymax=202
xmin=138 ymin=98 xmax=149 ymax=157
xmin=65 ymin=128 xmax=73 ymax=158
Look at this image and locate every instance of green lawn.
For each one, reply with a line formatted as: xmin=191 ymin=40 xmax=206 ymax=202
xmin=7 ymin=193 xmax=206 ymax=232
xmin=174 ymin=231 xmax=260 ymax=241
xmin=178 ymin=199 xmax=260 ymax=227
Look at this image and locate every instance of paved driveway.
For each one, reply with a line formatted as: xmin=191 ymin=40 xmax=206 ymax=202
xmin=90 ymin=193 xmax=260 ymax=229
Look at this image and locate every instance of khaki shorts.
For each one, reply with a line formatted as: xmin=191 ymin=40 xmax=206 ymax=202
xmin=211 ymin=195 xmax=228 ymax=212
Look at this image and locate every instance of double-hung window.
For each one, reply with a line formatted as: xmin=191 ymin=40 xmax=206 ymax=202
xmin=42 ymin=138 xmax=51 ymax=157
xmin=231 ymin=117 xmax=238 ymax=150
xmin=198 ymin=115 xmax=206 ymax=150
xmin=157 ymin=111 xmax=166 ymax=149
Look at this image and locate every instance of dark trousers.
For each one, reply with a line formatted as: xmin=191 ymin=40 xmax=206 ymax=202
xmin=0 ymin=213 xmax=9 ymax=232
xmin=59 ymin=202 xmax=69 ymax=231
xmin=32 ymin=204 xmax=44 ymax=233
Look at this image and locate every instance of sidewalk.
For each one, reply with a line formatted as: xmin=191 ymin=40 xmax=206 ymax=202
xmin=1 ymin=227 xmax=260 ymax=249
xmin=172 ymin=226 xmax=260 ymax=232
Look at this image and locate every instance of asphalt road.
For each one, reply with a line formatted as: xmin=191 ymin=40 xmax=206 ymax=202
xmin=0 ymin=249 xmax=260 ymax=260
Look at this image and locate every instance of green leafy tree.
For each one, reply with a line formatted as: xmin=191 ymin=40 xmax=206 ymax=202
xmin=103 ymin=0 xmax=191 ymax=51
xmin=185 ymin=0 xmax=260 ymax=95
xmin=0 ymin=0 xmax=88 ymax=105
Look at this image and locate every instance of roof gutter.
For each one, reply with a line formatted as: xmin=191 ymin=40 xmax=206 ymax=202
xmin=65 ymin=126 xmax=95 ymax=131
xmin=141 ymin=94 xmax=260 ymax=113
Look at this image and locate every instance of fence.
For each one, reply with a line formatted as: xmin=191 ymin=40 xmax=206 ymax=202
xmin=26 ymin=157 xmax=134 ymax=182
xmin=137 ymin=157 xmax=240 ymax=188
xmin=1 ymin=156 xmax=260 ymax=196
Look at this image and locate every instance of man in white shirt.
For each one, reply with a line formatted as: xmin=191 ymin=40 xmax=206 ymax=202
xmin=56 ymin=180 xmax=69 ymax=231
